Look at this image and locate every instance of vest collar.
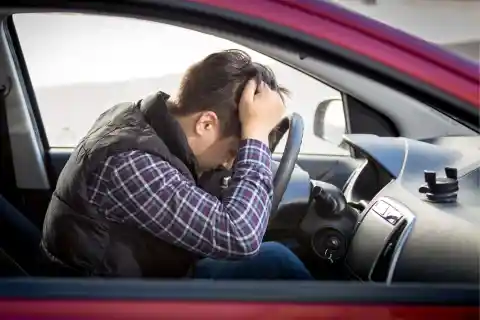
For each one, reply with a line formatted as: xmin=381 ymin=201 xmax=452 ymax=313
xmin=139 ymin=91 xmax=199 ymax=181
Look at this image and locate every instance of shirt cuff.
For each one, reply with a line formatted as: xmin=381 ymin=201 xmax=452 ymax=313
xmin=235 ymin=139 xmax=272 ymax=170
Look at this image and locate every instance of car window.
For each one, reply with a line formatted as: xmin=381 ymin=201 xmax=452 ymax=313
xmin=12 ymin=13 xmax=349 ymax=156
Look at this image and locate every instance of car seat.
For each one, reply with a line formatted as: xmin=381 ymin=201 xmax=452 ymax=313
xmin=0 ymin=247 xmax=28 ymax=276
xmin=0 ymin=194 xmax=42 ymax=275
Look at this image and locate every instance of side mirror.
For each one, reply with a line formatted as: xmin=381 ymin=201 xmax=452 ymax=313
xmin=313 ymin=98 xmax=346 ymax=146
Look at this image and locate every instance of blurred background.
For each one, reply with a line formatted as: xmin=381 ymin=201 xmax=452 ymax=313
xmin=330 ymin=0 xmax=480 ymax=61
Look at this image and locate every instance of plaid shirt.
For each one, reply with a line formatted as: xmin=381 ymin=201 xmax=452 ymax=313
xmin=87 ymin=139 xmax=273 ymax=259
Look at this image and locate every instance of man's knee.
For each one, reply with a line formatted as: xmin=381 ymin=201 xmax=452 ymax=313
xmin=258 ymin=242 xmax=298 ymax=261
xmin=257 ymin=242 xmax=313 ymax=280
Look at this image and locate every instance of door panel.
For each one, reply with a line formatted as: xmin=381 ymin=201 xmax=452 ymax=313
xmin=50 ymin=150 xmax=359 ymax=191
xmin=50 ymin=151 xmax=359 ymax=191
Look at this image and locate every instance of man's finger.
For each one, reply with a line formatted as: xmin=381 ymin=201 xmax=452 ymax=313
xmin=240 ymin=79 xmax=258 ymax=105
xmin=256 ymin=81 xmax=272 ymax=95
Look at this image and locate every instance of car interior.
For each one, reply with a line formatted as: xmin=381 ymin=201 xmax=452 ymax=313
xmin=0 ymin=3 xmax=478 ymax=288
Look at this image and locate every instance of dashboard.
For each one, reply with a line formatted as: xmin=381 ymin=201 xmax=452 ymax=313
xmin=276 ymin=134 xmax=480 ymax=285
xmin=340 ymin=134 xmax=480 ymax=284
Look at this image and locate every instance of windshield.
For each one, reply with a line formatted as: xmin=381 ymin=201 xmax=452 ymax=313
xmin=328 ymin=0 xmax=480 ymax=61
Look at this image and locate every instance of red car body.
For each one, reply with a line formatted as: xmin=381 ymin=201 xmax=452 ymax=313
xmin=0 ymin=300 xmax=478 ymax=319
xmin=194 ymin=0 xmax=479 ymax=108
xmin=0 ymin=0 xmax=478 ymax=319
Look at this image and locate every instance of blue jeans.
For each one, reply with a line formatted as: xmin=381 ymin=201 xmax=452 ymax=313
xmin=193 ymin=242 xmax=313 ymax=280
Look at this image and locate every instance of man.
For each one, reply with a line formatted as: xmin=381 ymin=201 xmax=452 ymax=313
xmin=41 ymin=49 xmax=313 ymax=280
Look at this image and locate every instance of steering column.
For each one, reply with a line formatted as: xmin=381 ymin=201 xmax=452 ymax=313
xmin=299 ymin=181 xmax=358 ymax=264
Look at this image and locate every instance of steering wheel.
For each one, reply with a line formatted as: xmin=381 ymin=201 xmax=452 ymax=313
xmin=269 ymin=113 xmax=304 ymax=218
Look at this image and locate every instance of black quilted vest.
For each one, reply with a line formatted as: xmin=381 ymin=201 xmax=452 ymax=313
xmin=41 ymin=92 xmax=199 ymax=278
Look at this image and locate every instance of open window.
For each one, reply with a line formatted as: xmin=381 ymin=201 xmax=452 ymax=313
xmin=8 ymin=12 xmax=404 ymax=195
xmin=12 ymin=13 xmax=352 ymax=156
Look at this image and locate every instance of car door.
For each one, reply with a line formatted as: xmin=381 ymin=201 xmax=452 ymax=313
xmin=0 ymin=2 xmax=477 ymax=318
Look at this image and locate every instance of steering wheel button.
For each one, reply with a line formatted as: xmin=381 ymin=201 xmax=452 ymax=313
xmin=372 ymin=201 xmax=389 ymax=216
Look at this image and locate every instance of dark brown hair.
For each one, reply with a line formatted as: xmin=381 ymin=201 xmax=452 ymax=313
xmin=170 ymin=49 xmax=289 ymax=137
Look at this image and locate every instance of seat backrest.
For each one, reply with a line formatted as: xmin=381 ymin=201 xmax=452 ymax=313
xmin=0 ymin=194 xmax=41 ymax=274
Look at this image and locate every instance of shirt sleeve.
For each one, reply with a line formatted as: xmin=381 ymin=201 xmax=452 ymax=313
xmin=87 ymin=139 xmax=273 ymax=259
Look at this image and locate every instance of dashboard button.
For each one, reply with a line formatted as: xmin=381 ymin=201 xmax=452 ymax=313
xmin=384 ymin=207 xmax=403 ymax=225
xmin=372 ymin=201 xmax=389 ymax=217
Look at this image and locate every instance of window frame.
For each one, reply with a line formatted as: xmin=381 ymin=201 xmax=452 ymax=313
xmin=3 ymin=2 xmax=466 ymax=193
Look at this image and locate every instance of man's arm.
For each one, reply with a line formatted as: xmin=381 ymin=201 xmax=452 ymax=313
xmin=87 ymin=139 xmax=272 ymax=259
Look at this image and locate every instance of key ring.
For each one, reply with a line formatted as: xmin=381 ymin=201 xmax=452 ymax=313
xmin=324 ymin=249 xmax=334 ymax=264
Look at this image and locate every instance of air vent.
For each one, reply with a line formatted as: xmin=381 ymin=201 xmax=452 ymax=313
xmin=370 ymin=220 xmax=407 ymax=282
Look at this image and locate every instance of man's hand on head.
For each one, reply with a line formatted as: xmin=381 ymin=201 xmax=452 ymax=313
xmin=239 ymin=79 xmax=286 ymax=145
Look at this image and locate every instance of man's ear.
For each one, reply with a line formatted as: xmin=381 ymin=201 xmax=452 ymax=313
xmin=194 ymin=111 xmax=219 ymax=136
